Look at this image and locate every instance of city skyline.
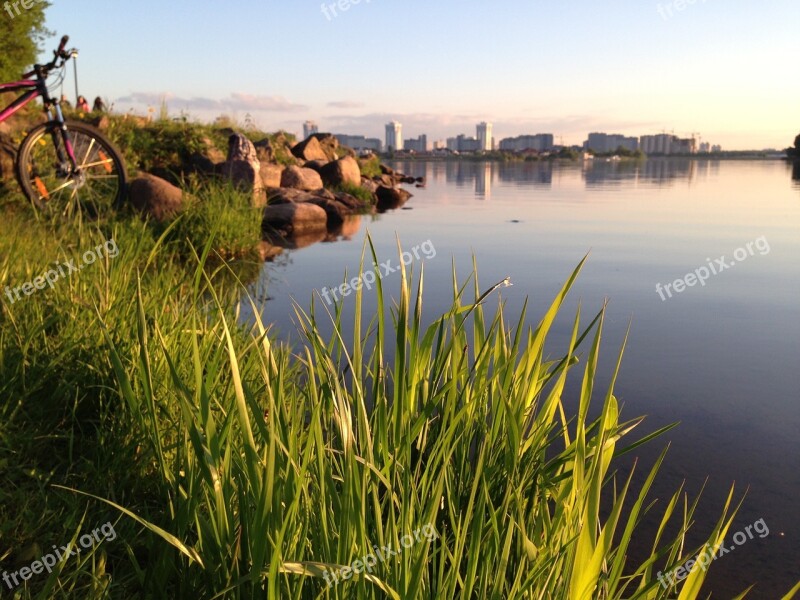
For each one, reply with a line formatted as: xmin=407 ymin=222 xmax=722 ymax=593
xmin=37 ymin=1 xmax=800 ymax=151
xmin=327 ymin=121 xmax=724 ymax=155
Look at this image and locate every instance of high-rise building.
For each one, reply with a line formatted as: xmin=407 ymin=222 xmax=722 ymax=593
xmin=477 ymin=122 xmax=493 ymax=152
xmin=447 ymin=134 xmax=480 ymax=153
xmin=403 ymin=135 xmax=428 ymax=153
xmin=303 ymin=120 xmax=319 ymax=139
xmin=385 ymin=121 xmax=403 ymax=152
xmin=585 ymin=133 xmax=639 ymax=153
xmin=334 ymin=134 xmax=382 ymax=153
xmin=639 ymin=134 xmax=697 ymax=155
xmin=499 ymin=134 xmax=555 ymax=152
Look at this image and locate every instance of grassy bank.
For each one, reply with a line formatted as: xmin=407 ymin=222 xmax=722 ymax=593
xmin=1 ymin=172 xmax=798 ymax=598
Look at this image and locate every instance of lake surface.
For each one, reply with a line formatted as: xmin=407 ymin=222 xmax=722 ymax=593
xmin=249 ymin=159 xmax=800 ymax=597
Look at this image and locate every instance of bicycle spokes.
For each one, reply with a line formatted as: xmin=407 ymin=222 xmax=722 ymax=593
xmin=24 ymin=126 xmax=123 ymax=213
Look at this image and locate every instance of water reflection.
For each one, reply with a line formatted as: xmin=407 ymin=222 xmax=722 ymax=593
xmin=389 ymin=158 xmax=721 ymax=196
xmin=261 ymin=215 xmax=366 ymax=259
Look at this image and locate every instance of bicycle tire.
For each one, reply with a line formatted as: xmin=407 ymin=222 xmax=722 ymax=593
xmin=15 ymin=120 xmax=127 ymax=212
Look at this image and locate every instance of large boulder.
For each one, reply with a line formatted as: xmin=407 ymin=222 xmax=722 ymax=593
xmin=303 ymin=159 xmax=328 ymax=174
xmin=260 ymin=162 xmax=283 ymax=188
xmin=220 ymin=133 xmax=264 ymax=205
xmin=375 ymin=185 xmax=412 ymax=212
xmin=129 ymin=173 xmax=183 ymax=222
xmin=228 ymin=161 xmax=265 ymax=206
xmin=262 ymin=202 xmax=328 ymax=236
xmin=291 ymin=136 xmax=329 ymax=162
xmin=310 ymin=133 xmax=342 ymax=161
xmin=303 ymin=197 xmax=351 ymax=228
xmin=280 ymin=166 xmax=323 ymax=191
xmin=319 ymin=156 xmax=361 ymax=188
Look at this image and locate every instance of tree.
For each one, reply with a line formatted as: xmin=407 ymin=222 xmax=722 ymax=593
xmin=0 ymin=3 xmax=52 ymax=83
xmin=787 ymin=133 xmax=800 ymax=159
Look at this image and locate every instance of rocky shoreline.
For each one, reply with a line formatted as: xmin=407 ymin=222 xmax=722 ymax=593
xmin=126 ymin=131 xmax=422 ymax=241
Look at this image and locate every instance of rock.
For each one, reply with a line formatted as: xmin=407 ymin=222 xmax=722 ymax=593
xmin=267 ymin=187 xmax=318 ymax=205
xmin=253 ymin=138 xmax=273 ymax=162
xmin=129 ymin=173 xmax=183 ymax=222
xmin=260 ymin=163 xmax=283 ymax=188
xmin=376 ymin=185 xmax=411 ymax=212
xmin=186 ymin=153 xmax=216 ymax=175
xmin=227 ymin=160 xmax=266 ymax=206
xmin=280 ymin=166 xmax=323 ymax=191
xmin=202 ymin=137 xmax=226 ymax=164
xmin=309 ymin=133 xmax=342 ymax=161
xmin=401 ymin=176 xmax=417 ymax=184
xmin=303 ymin=159 xmax=328 ymax=173
xmin=262 ymin=202 xmax=328 ymax=236
xmin=227 ymin=133 xmax=258 ymax=163
xmin=291 ymin=136 xmax=329 ymax=162
xmin=218 ymin=133 xmax=264 ymax=205
xmin=303 ymin=197 xmax=350 ymax=228
xmin=333 ymin=191 xmax=368 ymax=211
xmin=416 ymin=176 xmax=425 ymax=183
xmin=319 ymin=156 xmax=361 ymax=188
xmin=379 ymin=164 xmax=395 ymax=176
xmin=360 ymin=178 xmax=379 ymax=194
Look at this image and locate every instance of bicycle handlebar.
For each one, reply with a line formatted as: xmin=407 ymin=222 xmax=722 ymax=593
xmin=21 ymin=34 xmax=73 ymax=79
xmin=56 ymin=35 xmax=70 ymax=58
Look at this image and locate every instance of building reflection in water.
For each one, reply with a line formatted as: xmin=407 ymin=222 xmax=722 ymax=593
xmin=582 ymin=157 xmax=709 ymax=188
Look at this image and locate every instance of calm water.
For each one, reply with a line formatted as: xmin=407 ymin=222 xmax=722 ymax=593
xmin=250 ymin=159 xmax=800 ymax=597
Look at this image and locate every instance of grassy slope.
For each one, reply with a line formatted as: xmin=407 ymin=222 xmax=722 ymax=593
xmin=0 ymin=122 xmax=796 ymax=598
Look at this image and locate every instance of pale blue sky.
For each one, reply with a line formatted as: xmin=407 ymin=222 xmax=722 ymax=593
xmin=37 ymin=0 xmax=800 ymax=149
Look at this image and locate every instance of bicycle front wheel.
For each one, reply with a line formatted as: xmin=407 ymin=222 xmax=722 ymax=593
xmin=15 ymin=120 xmax=127 ymax=214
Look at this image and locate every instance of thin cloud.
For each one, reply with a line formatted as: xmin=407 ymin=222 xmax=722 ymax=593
xmin=327 ymin=100 xmax=365 ymax=109
xmin=116 ymin=92 xmax=308 ymax=113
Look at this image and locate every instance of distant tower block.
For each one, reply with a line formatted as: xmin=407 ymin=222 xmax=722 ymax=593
xmin=385 ymin=121 xmax=403 ymax=152
xmin=477 ymin=122 xmax=493 ymax=152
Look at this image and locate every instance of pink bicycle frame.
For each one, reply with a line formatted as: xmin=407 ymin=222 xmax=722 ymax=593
xmin=0 ymin=78 xmax=78 ymax=165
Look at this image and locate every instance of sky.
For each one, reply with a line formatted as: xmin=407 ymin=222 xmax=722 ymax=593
xmin=35 ymin=0 xmax=800 ymax=150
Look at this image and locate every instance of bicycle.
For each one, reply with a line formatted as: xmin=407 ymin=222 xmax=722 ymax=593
xmin=0 ymin=35 xmax=127 ymax=214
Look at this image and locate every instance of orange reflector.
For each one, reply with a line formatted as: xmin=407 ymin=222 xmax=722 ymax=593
xmin=99 ymin=151 xmax=113 ymax=173
xmin=34 ymin=177 xmax=50 ymax=200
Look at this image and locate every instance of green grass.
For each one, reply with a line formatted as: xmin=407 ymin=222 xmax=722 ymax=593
xmin=358 ymin=156 xmax=382 ymax=179
xmin=163 ymin=180 xmax=264 ymax=261
xmin=0 ymin=197 xmax=798 ymax=599
xmin=333 ymin=182 xmax=375 ymax=205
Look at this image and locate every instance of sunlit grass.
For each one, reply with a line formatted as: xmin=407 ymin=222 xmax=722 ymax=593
xmin=1 ymin=204 xmax=798 ymax=598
